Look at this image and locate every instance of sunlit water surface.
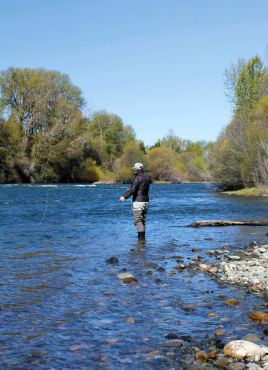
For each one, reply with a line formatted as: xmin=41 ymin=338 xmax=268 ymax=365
xmin=0 ymin=183 xmax=268 ymax=369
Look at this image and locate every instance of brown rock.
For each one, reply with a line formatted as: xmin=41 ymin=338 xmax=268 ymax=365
xmin=229 ymin=363 xmax=245 ymax=370
xmin=125 ymin=317 xmax=135 ymax=324
xmin=175 ymin=264 xmax=186 ymax=270
xmin=208 ymin=312 xmax=217 ymax=318
xmin=214 ymin=358 xmax=230 ymax=367
xmin=195 ymin=349 xmax=217 ymax=361
xmin=195 ymin=351 xmax=210 ymax=361
xmin=224 ymin=299 xmax=240 ymax=306
xmin=248 ymin=311 xmax=268 ymax=323
xmin=215 ymin=329 xmax=224 ymax=337
xmin=122 ymin=277 xmax=137 ymax=285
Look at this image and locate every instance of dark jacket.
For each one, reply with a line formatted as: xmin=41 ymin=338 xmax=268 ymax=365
xmin=123 ymin=172 xmax=151 ymax=202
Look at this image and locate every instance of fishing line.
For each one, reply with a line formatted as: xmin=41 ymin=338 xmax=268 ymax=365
xmin=39 ymin=187 xmax=49 ymax=224
xmin=38 ymin=128 xmax=55 ymax=224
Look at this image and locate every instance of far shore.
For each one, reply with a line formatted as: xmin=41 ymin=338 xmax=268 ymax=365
xmin=222 ymin=186 xmax=268 ymax=197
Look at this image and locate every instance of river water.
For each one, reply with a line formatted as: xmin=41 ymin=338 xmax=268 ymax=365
xmin=0 ymin=183 xmax=268 ymax=369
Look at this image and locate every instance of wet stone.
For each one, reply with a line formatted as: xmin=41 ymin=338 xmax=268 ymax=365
xmin=215 ymin=329 xmax=224 ymax=337
xmin=230 ymin=363 xmax=246 ymax=370
xmin=243 ymin=333 xmax=262 ymax=344
xmin=165 ymin=333 xmax=179 ymax=340
xmin=208 ymin=312 xmax=217 ymax=318
xmin=224 ymin=299 xmax=240 ymax=306
xmin=125 ymin=317 xmax=135 ymax=324
xmin=106 ymin=257 xmax=119 ymax=264
xmin=162 ymin=340 xmax=183 ymax=347
xmin=263 ymin=327 xmax=268 ymax=336
xmin=248 ymin=311 xmax=268 ymax=323
xmin=122 ymin=277 xmax=137 ymax=285
xmin=144 ymin=261 xmax=158 ymax=268
xmin=118 ymin=272 xmax=134 ymax=279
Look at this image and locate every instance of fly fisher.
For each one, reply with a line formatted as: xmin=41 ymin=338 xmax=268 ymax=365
xmin=119 ymin=163 xmax=151 ymax=240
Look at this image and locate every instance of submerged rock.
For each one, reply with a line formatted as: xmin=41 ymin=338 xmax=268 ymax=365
xmin=165 ymin=333 xmax=179 ymax=340
xmin=215 ymin=329 xmax=224 ymax=337
xmin=224 ymin=298 xmax=240 ymax=306
xmin=117 ymin=272 xmax=134 ymax=279
xmin=122 ymin=277 xmax=137 ymax=285
xmin=248 ymin=311 xmax=268 ymax=323
xmin=125 ymin=317 xmax=135 ymax=324
xmin=208 ymin=312 xmax=217 ymax=318
xmin=106 ymin=256 xmax=119 ymax=264
xmin=162 ymin=339 xmax=183 ymax=347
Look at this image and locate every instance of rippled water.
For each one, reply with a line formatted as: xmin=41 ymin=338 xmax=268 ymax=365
xmin=1 ymin=183 xmax=268 ymax=369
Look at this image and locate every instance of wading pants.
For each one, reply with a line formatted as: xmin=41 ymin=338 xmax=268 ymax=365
xmin=132 ymin=202 xmax=148 ymax=232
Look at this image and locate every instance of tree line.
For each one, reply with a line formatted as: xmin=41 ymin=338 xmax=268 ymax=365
xmin=0 ymin=67 xmax=209 ymax=184
xmin=209 ymin=55 xmax=268 ymax=190
xmin=1 ymin=58 xmax=267 ymax=188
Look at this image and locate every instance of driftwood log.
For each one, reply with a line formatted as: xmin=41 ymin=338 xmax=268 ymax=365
xmin=189 ymin=220 xmax=268 ymax=227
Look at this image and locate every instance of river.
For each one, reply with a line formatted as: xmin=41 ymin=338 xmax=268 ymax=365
xmin=0 ymin=183 xmax=268 ymax=369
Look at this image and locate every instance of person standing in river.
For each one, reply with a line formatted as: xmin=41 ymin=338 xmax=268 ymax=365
xmin=119 ymin=163 xmax=151 ymax=240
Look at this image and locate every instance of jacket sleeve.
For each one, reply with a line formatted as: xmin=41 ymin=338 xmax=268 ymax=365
xmin=122 ymin=177 xmax=140 ymax=199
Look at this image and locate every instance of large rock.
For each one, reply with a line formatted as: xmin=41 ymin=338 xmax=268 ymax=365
xmin=223 ymin=340 xmax=268 ymax=361
xmin=248 ymin=311 xmax=268 ymax=323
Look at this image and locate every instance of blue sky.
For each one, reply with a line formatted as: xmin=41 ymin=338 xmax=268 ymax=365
xmin=1 ymin=0 xmax=268 ymax=145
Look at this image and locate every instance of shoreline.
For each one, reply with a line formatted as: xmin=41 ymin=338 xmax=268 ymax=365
xmin=193 ymin=242 xmax=268 ymax=297
xmin=222 ymin=186 xmax=268 ymax=197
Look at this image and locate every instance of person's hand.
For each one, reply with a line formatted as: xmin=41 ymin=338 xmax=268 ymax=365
xmin=119 ymin=196 xmax=125 ymax=202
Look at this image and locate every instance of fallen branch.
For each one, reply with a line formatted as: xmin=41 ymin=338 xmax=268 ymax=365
xmin=189 ymin=220 xmax=268 ymax=227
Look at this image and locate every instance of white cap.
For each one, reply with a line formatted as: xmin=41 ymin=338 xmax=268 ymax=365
xmin=132 ymin=162 xmax=144 ymax=170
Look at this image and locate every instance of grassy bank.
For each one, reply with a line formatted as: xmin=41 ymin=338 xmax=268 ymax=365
xmin=223 ymin=186 xmax=268 ymax=197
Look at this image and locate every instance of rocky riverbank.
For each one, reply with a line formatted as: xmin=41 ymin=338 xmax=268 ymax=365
xmin=179 ymin=242 xmax=267 ymax=369
xmin=193 ymin=242 xmax=268 ymax=296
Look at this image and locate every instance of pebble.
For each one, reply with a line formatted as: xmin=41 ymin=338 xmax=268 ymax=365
xmin=215 ymin=329 xmax=224 ymax=337
xmin=117 ymin=272 xmax=134 ymax=279
xmin=224 ymin=298 xmax=240 ymax=305
xmin=230 ymin=363 xmax=245 ymax=370
xmin=208 ymin=312 xmax=217 ymax=318
xmin=122 ymin=277 xmax=137 ymax=285
xmin=228 ymin=255 xmax=241 ymax=260
xmin=175 ymin=264 xmax=186 ymax=270
xmin=246 ymin=364 xmax=263 ymax=370
xmin=243 ymin=334 xmax=262 ymax=344
xmin=162 ymin=340 xmax=183 ymax=347
xmin=125 ymin=317 xmax=135 ymax=324
xmin=165 ymin=333 xmax=179 ymax=340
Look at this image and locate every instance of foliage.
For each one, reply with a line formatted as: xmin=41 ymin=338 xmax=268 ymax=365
xmin=0 ymin=67 xmax=211 ymax=184
xmin=210 ymin=55 xmax=268 ymax=189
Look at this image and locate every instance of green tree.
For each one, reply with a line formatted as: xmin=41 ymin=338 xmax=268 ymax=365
xmin=225 ymin=56 xmax=266 ymax=113
xmin=0 ymin=67 xmax=84 ymax=155
xmin=88 ymin=111 xmax=135 ymax=170
xmin=147 ymin=146 xmax=179 ymax=181
xmin=114 ymin=141 xmax=146 ymax=182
